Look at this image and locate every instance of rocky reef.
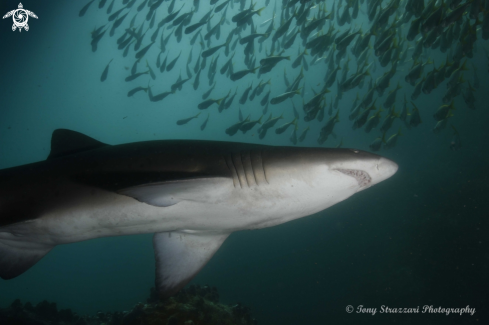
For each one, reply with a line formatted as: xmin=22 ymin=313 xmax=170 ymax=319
xmin=0 ymin=285 xmax=257 ymax=325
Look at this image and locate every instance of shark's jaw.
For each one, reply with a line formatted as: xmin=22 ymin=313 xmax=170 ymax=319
xmin=0 ymin=130 xmax=398 ymax=298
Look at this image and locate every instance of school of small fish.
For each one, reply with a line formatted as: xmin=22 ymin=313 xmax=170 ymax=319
xmin=81 ymin=0 xmax=489 ymax=151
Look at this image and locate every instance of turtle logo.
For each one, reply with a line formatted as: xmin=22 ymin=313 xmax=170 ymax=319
xmin=3 ymin=3 xmax=38 ymax=32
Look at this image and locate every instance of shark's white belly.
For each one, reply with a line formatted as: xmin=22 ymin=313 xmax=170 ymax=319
xmin=1 ymin=174 xmax=358 ymax=246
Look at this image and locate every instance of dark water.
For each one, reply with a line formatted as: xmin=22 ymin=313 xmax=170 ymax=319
xmin=0 ymin=0 xmax=488 ymax=324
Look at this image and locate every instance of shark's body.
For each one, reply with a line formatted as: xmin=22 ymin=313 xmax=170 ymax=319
xmin=0 ymin=129 xmax=398 ymax=298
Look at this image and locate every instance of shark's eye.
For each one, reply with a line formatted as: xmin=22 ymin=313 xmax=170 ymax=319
xmin=336 ymin=169 xmax=372 ymax=187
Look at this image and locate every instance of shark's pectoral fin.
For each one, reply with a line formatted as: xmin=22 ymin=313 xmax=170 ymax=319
xmin=118 ymin=177 xmax=233 ymax=207
xmin=0 ymin=239 xmax=53 ymax=279
xmin=153 ymin=231 xmax=229 ymax=299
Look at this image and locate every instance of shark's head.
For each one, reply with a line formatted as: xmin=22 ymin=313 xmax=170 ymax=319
xmin=321 ymin=148 xmax=399 ymax=189
xmin=263 ymin=147 xmax=398 ymax=189
xmin=260 ymin=147 xmax=398 ymax=216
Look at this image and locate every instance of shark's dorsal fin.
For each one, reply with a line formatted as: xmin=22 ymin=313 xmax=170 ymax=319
xmin=48 ymin=129 xmax=108 ymax=159
xmin=153 ymin=231 xmax=229 ymax=299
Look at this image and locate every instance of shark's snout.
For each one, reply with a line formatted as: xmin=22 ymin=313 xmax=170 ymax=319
xmin=376 ymin=157 xmax=398 ymax=182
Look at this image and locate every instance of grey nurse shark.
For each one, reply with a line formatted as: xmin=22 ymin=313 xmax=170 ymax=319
xmin=0 ymin=129 xmax=398 ymax=298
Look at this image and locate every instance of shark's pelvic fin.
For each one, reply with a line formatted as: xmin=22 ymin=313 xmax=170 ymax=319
xmin=118 ymin=177 xmax=233 ymax=207
xmin=48 ymin=129 xmax=108 ymax=159
xmin=0 ymin=238 xmax=53 ymax=279
xmin=153 ymin=231 xmax=229 ymax=299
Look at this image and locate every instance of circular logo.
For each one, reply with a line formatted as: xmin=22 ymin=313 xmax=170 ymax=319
xmin=13 ymin=9 xmax=28 ymax=27
xmin=3 ymin=3 xmax=38 ymax=32
xmin=346 ymin=305 xmax=354 ymax=313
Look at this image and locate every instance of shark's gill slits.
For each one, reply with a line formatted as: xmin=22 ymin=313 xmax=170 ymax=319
xmin=251 ymin=150 xmax=269 ymax=185
xmin=224 ymin=155 xmax=239 ymax=188
xmin=224 ymin=150 xmax=269 ymax=188
xmin=232 ymin=152 xmax=249 ymax=188
xmin=241 ymin=151 xmax=258 ymax=186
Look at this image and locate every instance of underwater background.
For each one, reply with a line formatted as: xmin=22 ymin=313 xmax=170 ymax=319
xmin=0 ymin=0 xmax=488 ymax=324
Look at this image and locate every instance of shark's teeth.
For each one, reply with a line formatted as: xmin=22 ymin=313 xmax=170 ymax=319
xmin=335 ymin=169 xmax=372 ymax=188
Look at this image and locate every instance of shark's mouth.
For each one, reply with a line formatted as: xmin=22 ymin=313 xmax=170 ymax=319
xmin=335 ymin=169 xmax=372 ymax=188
